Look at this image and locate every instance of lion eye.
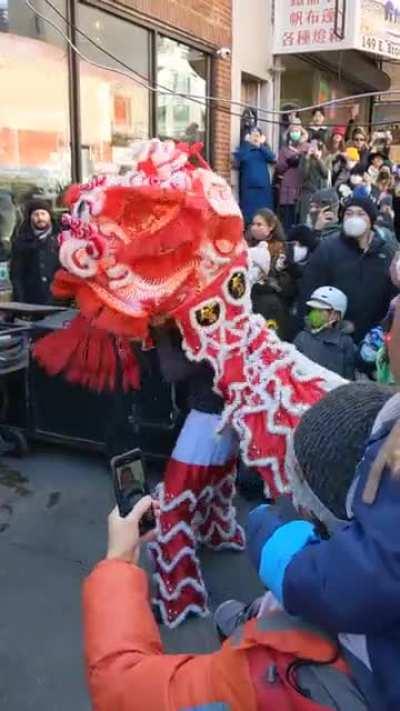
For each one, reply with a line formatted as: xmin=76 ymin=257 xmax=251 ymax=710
xmin=195 ymin=302 xmax=221 ymax=327
xmin=76 ymin=199 xmax=90 ymax=221
xmin=227 ymin=271 xmax=246 ymax=300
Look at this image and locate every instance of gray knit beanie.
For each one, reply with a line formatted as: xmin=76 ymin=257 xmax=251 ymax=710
xmin=290 ymin=382 xmax=395 ymax=521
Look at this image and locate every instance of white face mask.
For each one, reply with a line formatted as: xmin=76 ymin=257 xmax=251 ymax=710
xmin=350 ymin=175 xmax=363 ymax=186
xmin=343 ymin=215 xmax=369 ymax=238
xmin=293 ymin=244 xmax=308 ymax=263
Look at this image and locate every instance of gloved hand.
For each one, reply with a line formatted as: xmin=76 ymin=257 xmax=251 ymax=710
xmin=246 ymin=504 xmax=283 ymax=572
xmin=246 ymin=501 xmax=319 ymax=605
xmin=287 ymin=154 xmax=300 ymax=168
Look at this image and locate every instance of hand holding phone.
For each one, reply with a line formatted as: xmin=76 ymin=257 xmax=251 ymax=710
xmin=107 ymin=497 xmax=157 ymax=565
xmin=314 ymin=206 xmax=335 ymax=231
xmin=111 ymin=449 xmax=156 ymax=535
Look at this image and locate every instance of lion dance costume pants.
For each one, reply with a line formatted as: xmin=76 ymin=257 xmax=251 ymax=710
xmin=149 ymin=409 xmax=245 ymax=628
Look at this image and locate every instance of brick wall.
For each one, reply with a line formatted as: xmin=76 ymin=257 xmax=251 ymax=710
xmin=118 ymin=0 xmax=232 ymax=177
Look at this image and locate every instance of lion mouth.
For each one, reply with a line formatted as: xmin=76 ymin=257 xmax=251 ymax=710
xmin=90 ymin=258 xmax=197 ymax=317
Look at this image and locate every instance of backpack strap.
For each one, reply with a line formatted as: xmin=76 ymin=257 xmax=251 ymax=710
xmin=248 ymin=645 xmax=331 ymax=711
xmin=244 ymin=616 xmax=368 ymax=711
xmin=230 ymin=612 xmax=340 ymax=664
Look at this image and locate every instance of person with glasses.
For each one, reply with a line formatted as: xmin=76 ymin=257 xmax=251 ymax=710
xmin=350 ymin=129 xmax=370 ymax=169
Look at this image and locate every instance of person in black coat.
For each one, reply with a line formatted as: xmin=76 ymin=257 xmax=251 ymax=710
xmin=297 ymin=196 xmax=398 ymax=344
xmin=10 ymin=199 xmax=60 ymax=305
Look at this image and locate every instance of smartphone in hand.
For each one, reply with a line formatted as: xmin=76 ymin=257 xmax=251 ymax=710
xmin=111 ymin=449 xmax=156 ymax=535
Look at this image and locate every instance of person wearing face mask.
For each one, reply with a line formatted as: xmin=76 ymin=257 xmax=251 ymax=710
xmin=234 ymin=127 xmax=276 ymax=226
xmin=297 ymin=196 xmax=398 ymax=343
xmin=247 ymin=209 xmax=296 ymax=339
xmin=349 ymin=166 xmax=365 ymax=191
xmin=294 ymin=286 xmax=357 ymax=379
xmin=336 ymin=149 xmax=362 ymax=205
xmin=276 ymin=119 xmax=309 ymax=232
xmin=286 ymin=224 xmax=320 ymax=283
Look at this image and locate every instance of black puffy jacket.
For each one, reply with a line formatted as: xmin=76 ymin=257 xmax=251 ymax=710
xmin=297 ymin=230 xmax=397 ymax=343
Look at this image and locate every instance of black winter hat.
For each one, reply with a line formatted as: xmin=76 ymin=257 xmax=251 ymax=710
xmin=293 ymin=383 xmax=394 ymax=520
xmin=288 ymin=225 xmax=319 ymax=251
xmin=26 ymin=199 xmax=52 ymax=221
xmin=350 ymin=164 xmax=365 ymax=177
xmin=343 ymin=196 xmax=378 ymax=226
xmin=311 ymin=188 xmax=339 ymax=209
xmin=368 ymin=150 xmax=386 ymax=165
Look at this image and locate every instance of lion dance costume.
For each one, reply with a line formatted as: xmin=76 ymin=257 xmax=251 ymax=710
xmin=34 ymin=140 xmax=343 ymax=627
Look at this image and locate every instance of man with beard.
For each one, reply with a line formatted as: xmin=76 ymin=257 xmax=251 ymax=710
xmin=10 ymin=199 xmax=60 ymax=305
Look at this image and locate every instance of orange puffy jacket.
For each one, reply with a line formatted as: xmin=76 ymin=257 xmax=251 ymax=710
xmin=83 ymin=560 xmax=353 ymax=711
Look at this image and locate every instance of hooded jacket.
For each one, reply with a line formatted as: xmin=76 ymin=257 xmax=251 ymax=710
xmin=297 ymin=230 xmax=397 ymax=343
xmin=247 ymin=412 xmax=400 ymax=711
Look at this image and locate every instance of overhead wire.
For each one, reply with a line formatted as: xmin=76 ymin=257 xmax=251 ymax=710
xmin=25 ymin=0 xmax=400 ymax=129
xmin=25 ymin=0 xmax=283 ymax=129
xmin=40 ymin=0 xmax=400 ymax=119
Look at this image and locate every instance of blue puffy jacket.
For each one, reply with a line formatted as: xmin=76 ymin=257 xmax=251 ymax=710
xmin=247 ymin=419 xmax=400 ymax=710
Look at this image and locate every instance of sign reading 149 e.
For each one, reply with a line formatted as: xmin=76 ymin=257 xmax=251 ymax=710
xmin=273 ymin=0 xmax=400 ymax=60
xmin=361 ymin=33 xmax=400 ymax=58
xmin=359 ymin=0 xmax=400 ymax=59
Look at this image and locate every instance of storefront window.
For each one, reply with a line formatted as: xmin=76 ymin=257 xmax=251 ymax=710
xmin=281 ymin=57 xmax=370 ymax=136
xmin=0 ymin=0 xmax=71 ymax=238
xmin=317 ymin=73 xmax=370 ymax=128
xmin=157 ymin=37 xmax=207 ymax=146
xmin=77 ymin=3 xmax=150 ymax=180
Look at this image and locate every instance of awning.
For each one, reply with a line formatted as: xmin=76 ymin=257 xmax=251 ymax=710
xmin=303 ymin=50 xmax=391 ymax=92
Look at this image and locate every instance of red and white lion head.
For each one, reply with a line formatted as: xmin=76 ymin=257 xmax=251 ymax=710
xmin=55 ymin=139 xmax=244 ymax=340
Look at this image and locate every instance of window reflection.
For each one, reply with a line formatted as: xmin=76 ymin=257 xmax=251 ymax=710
xmin=0 ymin=0 xmax=70 ymax=236
xmin=157 ymin=37 xmax=207 ymax=147
xmin=77 ymin=3 xmax=150 ymax=180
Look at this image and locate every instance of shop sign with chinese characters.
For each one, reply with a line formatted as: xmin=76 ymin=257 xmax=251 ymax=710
xmin=274 ymin=0 xmax=400 ymax=59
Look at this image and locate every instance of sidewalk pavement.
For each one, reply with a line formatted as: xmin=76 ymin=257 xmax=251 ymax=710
xmin=0 ymin=446 xmax=262 ymax=710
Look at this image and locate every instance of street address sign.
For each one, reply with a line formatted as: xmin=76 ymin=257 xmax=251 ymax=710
xmin=273 ymin=0 xmax=400 ymax=60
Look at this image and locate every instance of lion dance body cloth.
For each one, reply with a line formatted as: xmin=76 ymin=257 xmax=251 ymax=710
xmin=34 ymin=140 xmax=343 ymax=626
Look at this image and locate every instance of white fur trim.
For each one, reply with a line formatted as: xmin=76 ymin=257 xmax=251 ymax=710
xmin=179 ymin=298 xmax=345 ymax=495
xmin=152 ymin=598 xmax=209 ymax=629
